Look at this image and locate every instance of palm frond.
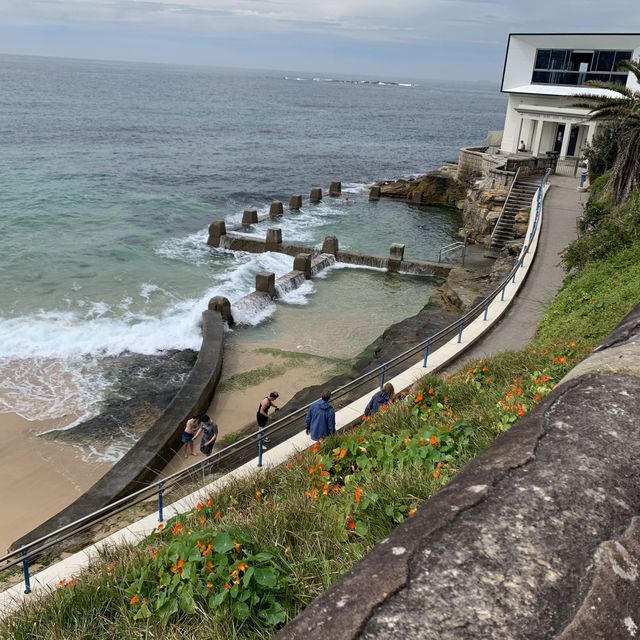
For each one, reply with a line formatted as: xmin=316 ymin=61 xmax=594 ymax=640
xmin=618 ymin=59 xmax=640 ymax=84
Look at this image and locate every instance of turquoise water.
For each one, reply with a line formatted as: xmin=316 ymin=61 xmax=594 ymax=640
xmin=0 ymin=54 xmax=505 ymax=428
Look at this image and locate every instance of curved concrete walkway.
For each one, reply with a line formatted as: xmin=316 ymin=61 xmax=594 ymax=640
xmin=449 ymin=175 xmax=585 ymax=365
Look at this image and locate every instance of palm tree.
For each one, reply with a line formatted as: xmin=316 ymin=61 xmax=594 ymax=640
xmin=574 ymin=59 xmax=640 ymax=204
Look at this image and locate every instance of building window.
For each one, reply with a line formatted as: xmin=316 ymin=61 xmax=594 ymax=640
xmin=531 ymin=48 xmax=632 ymax=87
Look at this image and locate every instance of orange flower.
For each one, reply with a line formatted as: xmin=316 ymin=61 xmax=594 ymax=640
xmin=206 ymin=497 xmax=214 ymax=506
xmin=150 ymin=548 xmax=158 ymax=558
xmin=403 ymin=436 xmax=410 ymax=444
xmin=214 ymin=511 xmax=222 ymax=519
xmin=517 ymin=407 xmax=525 ymax=415
xmin=305 ymin=488 xmax=319 ymax=500
xmin=201 ymin=544 xmax=213 ymax=556
xmin=428 ymin=387 xmax=434 ymax=395
xmin=437 ymin=461 xmax=443 ymax=468
xmin=59 ymin=578 xmax=67 ymax=587
xmin=354 ymin=486 xmax=363 ymax=503
xmin=255 ymin=490 xmax=262 ymax=500
xmin=345 ymin=516 xmax=356 ymax=530
xmin=322 ymin=486 xmax=329 ymax=495
xmin=339 ymin=448 xmax=347 ymax=459
xmin=570 ymin=341 xmax=577 ymax=348
xmin=171 ymin=522 xmax=183 ymax=535
xmin=534 ymin=394 xmax=542 ymax=402
xmin=433 ymin=470 xmax=440 ymax=478
xmin=429 ymin=435 xmax=437 ymax=445
xmin=482 ymin=367 xmax=488 ymax=372
xmin=237 ymin=562 xmax=248 ymax=573
xmin=207 ymin=581 xmax=214 ymax=589
xmin=309 ymin=466 xmax=315 ymax=474
xmin=320 ymin=469 xmax=329 ymax=477
xmin=414 ymin=393 xmax=424 ymax=403
xmin=284 ymin=546 xmax=290 ymax=556
xmin=198 ymin=516 xmax=206 ymax=524
xmin=224 ymin=582 xmax=232 ymax=590
xmin=331 ymin=484 xmax=342 ymax=493
xmin=233 ymin=540 xmax=242 ymax=552
xmin=195 ymin=501 xmax=203 ymax=511
xmin=129 ymin=594 xmax=140 ymax=605
xmin=156 ymin=523 xmax=165 ymax=531
xmin=418 ymin=438 xmax=426 ymax=446
xmin=205 ymin=560 xmax=214 ymax=572
xmin=407 ymin=508 xmax=417 ymax=516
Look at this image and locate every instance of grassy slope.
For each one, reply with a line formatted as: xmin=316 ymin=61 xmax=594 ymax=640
xmin=3 ymin=201 xmax=640 ymax=640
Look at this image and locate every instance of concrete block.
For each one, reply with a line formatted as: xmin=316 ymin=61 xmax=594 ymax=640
xmin=289 ymin=194 xmax=303 ymax=210
xmin=242 ymin=209 xmax=258 ymax=225
xmin=269 ymin=201 xmax=284 ymax=217
xmin=207 ymin=220 xmax=226 ymax=247
xmin=310 ymin=187 xmax=323 ymax=203
xmin=329 ymin=181 xmax=342 ymax=196
xmin=265 ymin=228 xmax=282 ymax=250
xmin=388 ymin=243 xmax=405 ymax=272
xmin=256 ymin=271 xmax=276 ymax=296
xmin=208 ymin=296 xmax=232 ymax=323
xmin=369 ymin=186 xmax=381 ymax=200
xmin=293 ymin=253 xmax=312 ymax=279
xmin=322 ymin=235 xmax=339 ymax=256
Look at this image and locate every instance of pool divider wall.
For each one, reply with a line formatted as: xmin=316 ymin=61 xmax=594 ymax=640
xmin=12 ymin=311 xmax=225 ymax=551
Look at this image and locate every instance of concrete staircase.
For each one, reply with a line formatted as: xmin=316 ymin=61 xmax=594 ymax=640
xmin=486 ymin=178 xmax=539 ymax=257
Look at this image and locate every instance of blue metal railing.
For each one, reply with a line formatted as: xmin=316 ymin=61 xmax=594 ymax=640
xmin=0 ymin=170 xmax=550 ymax=594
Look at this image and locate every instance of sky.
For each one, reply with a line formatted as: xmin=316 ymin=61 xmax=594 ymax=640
xmin=0 ymin=0 xmax=637 ymax=80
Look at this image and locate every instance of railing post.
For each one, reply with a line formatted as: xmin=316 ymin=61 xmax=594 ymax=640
xmin=21 ymin=550 xmax=31 ymax=594
xmin=512 ymin=269 xmax=517 ymax=283
xmin=457 ymin=320 xmax=463 ymax=343
xmin=157 ymin=481 xmax=164 ymax=523
xmin=257 ymin=438 xmax=264 ymax=468
xmin=483 ymin=302 xmax=489 ymax=321
xmin=379 ymin=364 xmax=386 ymax=388
xmin=422 ymin=341 xmax=431 ymax=367
xmin=501 ymin=284 xmax=506 ymax=301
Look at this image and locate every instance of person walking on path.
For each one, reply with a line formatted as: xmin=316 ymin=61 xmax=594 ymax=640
xmin=257 ymin=392 xmax=280 ymax=450
xmin=305 ymin=389 xmax=336 ymax=441
xmin=181 ymin=415 xmax=202 ymax=458
xmin=364 ymin=383 xmax=395 ymax=418
xmin=199 ymin=414 xmax=218 ymax=456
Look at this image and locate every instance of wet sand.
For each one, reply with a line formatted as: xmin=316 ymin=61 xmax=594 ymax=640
xmin=0 ymin=413 xmax=109 ymax=555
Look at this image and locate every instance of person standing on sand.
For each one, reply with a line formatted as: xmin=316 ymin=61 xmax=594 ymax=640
xmin=199 ymin=414 xmax=218 ymax=456
xmin=257 ymin=392 xmax=280 ymax=450
xmin=364 ymin=382 xmax=395 ymax=418
xmin=182 ymin=415 xmax=202 ymax=458
xmin=305 ymin=389 xmax=336 ymax=441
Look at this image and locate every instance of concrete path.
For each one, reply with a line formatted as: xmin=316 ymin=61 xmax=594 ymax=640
xmin=449 ymin=175 xmax=586 ymax=365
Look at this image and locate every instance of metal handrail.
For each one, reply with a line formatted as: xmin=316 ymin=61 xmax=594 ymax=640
xmin=490 ymin=166 xmax=521 ymax=242
xmin=437 ymin=241 xmax=465 ymax=263
xmin=0 ymin=170 xmax=550 ymax=589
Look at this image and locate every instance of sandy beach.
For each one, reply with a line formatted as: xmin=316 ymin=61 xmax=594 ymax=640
xmin=0 ymin=413 xmax=109 ymax=555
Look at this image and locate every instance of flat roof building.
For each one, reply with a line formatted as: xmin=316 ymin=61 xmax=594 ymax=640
xmin=500 ymin=33 xmax=640 ymax=159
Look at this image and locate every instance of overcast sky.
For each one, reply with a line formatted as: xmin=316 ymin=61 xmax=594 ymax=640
xmin=0 ymin=0 xmax=636 ymax=80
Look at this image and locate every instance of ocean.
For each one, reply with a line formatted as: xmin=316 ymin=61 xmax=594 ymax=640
xmin=0 ymin=54 xmax=506 ymax=439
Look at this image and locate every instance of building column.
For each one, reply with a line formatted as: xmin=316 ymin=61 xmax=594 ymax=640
xmin=586 ymin=123 xmax=597 ymax=145
xmin=515 ymin=117 xmax=525 ymax=153
xmin=559 ymin=124 xmax=572 ymax=158
xmin=532 ymin=119 xmax=544 ymax=157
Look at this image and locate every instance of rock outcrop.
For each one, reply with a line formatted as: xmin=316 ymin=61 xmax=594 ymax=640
xmin=378 ymin=166 xmax=466 ymax=209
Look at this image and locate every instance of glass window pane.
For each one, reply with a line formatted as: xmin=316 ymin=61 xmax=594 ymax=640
xmin=586 ymin=72 xmax=612 ymax=83
xmin=596 ymin=50 xmax=615 ymax=71
xmin=532 ymin=70 xmax=551 ymax=84
xmin=549 ymin=49 xmax=568 ymax=70
xmin=535 ymin=49 xmax=551 ymax=69
xmin=614 ymin=51 xmax=632 ymax=70
xmin=610 ymin=73 xmax=628 ymax=86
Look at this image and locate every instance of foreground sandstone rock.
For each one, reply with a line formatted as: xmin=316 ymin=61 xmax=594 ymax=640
xmin=277 ymin=305 xmax=640 ymax=640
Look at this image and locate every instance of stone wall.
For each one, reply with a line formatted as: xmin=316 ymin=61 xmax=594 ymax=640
xmin=277 ymin=305 xmax=640 ymax=640
xmin=12 ymin=311 xmax=225 ymax=549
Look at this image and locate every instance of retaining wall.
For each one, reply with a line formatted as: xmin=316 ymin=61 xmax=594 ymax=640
xmin=12 ymin=311 xmax=225 ymax=549
xmin=277 ymin=304 xmax=640 ymax=640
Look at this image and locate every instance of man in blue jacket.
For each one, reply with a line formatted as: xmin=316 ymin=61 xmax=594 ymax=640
xmin=305 ymin=389 xmax=336 ymax=441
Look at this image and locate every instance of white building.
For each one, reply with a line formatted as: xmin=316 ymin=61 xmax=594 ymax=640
xmin=500 ymin=33 xmax=640 ymax=159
